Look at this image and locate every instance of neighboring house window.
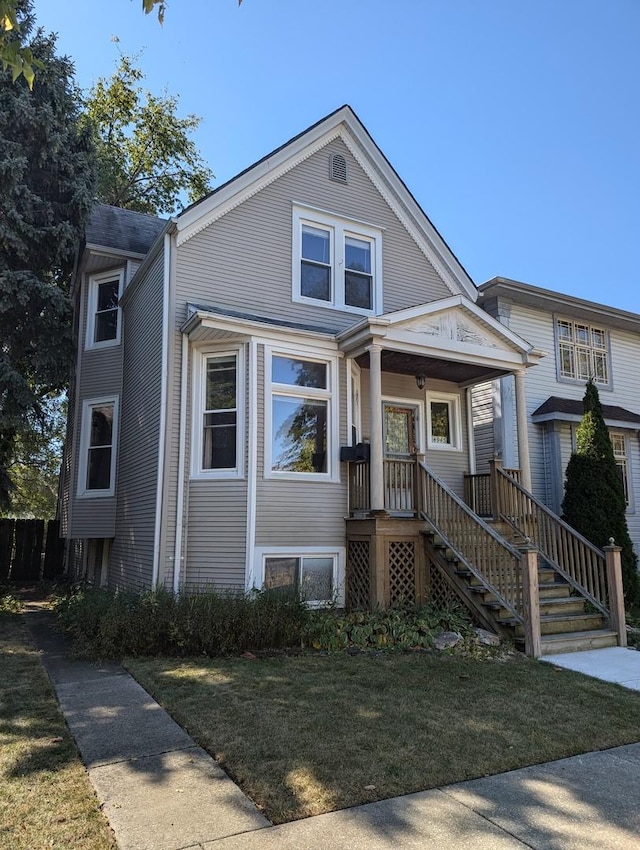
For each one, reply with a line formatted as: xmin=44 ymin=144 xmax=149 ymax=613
xmin=266 ymin=348 xmax=338 ymax=480
xmin=293 ymin=205 xmax=382 ymax=314
xmin=426 ymin=392 xmax=462 ymax=451
xmin=78 ymin=397 xmax=118 ymax=496
xmin=86 ymin=270 xmax=124 ymax=349
xmin=193 ymin=348 xmax=244 ymax=478
xmin=556 ymin=318 xmax=609 ymax=385
xmin=610 ymin=433 xmax=630 ymax=506
xmin=257 ymin=547 xmax=344 ymax=606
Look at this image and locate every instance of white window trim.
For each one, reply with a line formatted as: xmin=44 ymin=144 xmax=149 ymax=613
xmin=553 ymin=315 xmax=612 ymax=390
xmin=610 ymin=431 xmax=634 ymax=513
xmin=191 ymin=345 xmax=245 ymax=480
xmin=292 ymin=204 xmax=383 ymax=316
xmin=252 ymin=546 xmax=345 ymax=607
xmin=264 ymin=344 xmax=339 ymax=482
xmin=426 ymin=391 xmax=463 ymax=452
xmin=85 ymin=269 xmax=125 ymax=350
xmin=77 ymin=395 xmax=119 ymax=498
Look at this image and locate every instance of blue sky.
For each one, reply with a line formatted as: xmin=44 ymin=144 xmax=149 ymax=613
xmin=35 ymin=0 xmax=639 ymax=311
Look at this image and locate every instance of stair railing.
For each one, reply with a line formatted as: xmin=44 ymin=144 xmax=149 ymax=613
xmin=418 ymin=461 xmax=524 ymax=623
xmin=493 ymin=465 xmax=609 ymax=615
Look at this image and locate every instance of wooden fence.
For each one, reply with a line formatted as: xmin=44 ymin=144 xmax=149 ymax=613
xmin=0 ymin=518 xmax=65 ymax=582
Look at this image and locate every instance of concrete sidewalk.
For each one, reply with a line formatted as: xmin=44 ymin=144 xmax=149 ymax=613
xmin=26 ymin=607 xmax=640 ymax=850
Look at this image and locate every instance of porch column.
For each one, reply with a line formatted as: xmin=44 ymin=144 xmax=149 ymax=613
xmin=368 ymin=345 xmax=385 ymax=513
xmin=514 ymin=369 xmax=532 ymax=491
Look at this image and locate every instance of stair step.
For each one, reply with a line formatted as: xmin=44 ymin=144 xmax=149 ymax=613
xmin=460 ymin=568 xmax=558 ymax=588
xmin=514 ymin=612 xmax=605 ymax=637
xmin=474 ymin=582 xmax=571 ymax=603
xmin=537 ymin=630 xmax=619 ymax=655
xmin=493 ymin=597 xmax=587 ymax=621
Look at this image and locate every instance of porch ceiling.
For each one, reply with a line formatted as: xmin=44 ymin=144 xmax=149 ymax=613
xmin=355 ymin=350 xmax=510 ymax=385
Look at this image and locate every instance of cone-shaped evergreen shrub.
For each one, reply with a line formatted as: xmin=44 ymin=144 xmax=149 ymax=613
xmin=562 ymin=380 xmax=640 ymax=605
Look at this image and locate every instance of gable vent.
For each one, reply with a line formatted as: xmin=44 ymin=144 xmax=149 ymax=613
xmin=329 ymin=153 xmax=347 ymax=184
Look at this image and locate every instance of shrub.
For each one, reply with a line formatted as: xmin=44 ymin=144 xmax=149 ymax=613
xmin=55 ymin=586 xmax=310 ymax=658
xmin=0 ymin=584 xmax=21 ymax=616
xmin=306 ymin=602 xmax=471 ymax=652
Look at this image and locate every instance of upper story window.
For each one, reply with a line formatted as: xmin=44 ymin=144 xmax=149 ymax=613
xmin=86 ymin=269 xmax=125 ymax=350
xmin=266 ymin=346 xmax=339 ymax=481
xmin=78 ymin=396 xmax=118 ymax=497
xmin=293 ymin=205 xmax=382 ymax=315
xmin=192 ymin=348 xmax=244 ymax=479
xmin=555 ymin=318 xmax=610 ymax=386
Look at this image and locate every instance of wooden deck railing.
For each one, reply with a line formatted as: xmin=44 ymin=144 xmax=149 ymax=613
xmin=464 ymin=468 xmax=521 ymax=517
xmin=384 ymin=458 xmax=418 ymax=513
xmin=347 ymin=460 xmax=370 ymax=514
xmin=494 ymin=466 xmax=609 ymax=614
xmin=418 ymin=461 xmax=524 ymax=622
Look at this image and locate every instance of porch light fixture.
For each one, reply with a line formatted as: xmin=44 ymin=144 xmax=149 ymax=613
xmin=415 ymin=374 xmax=426 ymax=390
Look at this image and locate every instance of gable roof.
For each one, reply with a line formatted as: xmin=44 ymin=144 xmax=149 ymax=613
xmin=479 ymin=277 xmax=640 ymax=335
xmin=532 ymin=396 xmax=640 ymax=428
xmin=86 ymin=203 xmax=167 ymax=256
xmin=175 ymin=105 xmax=477 ymax=301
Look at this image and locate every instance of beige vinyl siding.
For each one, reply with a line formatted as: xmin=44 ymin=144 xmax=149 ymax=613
xmin=359 ymin=372 xmax=470 ymax=500
xmin=471 ymin=381 xmax=495 ymax=473
xmin=110 ymin=250 xmax=164 ymax=590
xmin=175 ymin=138 xmax=452 ymax=335
xmin=183 ymin=346 xmax=250 ymax=590
xmin=69 ymin=267 xmax=125 ymax=538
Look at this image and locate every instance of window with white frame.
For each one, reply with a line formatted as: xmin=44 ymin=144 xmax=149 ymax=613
xmin=86 ymin=270 xmax=124 ymax=349
xmin=78 ymin=397 xmax=118 ymax=496
xmin=259 ymin=549 xmax=343 ymax=605
xmin=267 ymin=349 xmax=337 ymax=479
xmin=293 ymin=206 xmax=382 ymax=314
xmin=610 ymin=432 xmax=630 ymax=506
xmin=193 ymin=349 xmax=243 ymax=477
xmin=556 ymin=318 xmax=609 ymax=385
xmin=426 ymin=392 xmax=462 ymax=451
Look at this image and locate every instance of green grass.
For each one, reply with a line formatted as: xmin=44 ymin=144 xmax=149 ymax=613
xmin=0 ymin=613 xmax=116 ymax=850
xmin=127 ymin=650 xmax=640 ymax=824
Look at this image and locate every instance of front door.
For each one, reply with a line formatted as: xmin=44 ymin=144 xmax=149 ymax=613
xmin=383 ymin=404 xmax=418 ymax=512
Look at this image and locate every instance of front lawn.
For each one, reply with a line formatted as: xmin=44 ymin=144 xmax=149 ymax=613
xmin=0 ymin=613 xmax=116 ymax=850
xmin=127 ymin=650 xmax=640 ymax=824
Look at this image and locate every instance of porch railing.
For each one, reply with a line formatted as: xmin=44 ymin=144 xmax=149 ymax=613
xmin=494 ymin=466 xmax=609 ymax=615
xmin=347 ymin=458 xmax=419 ymax=514
xmin=418 ymin=461 xmax=524 ymax=622
xmin=463 ymin=468 xmax=521 ymax=517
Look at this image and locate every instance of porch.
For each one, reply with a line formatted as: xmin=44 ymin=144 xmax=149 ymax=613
xmin=343 ymin=455 xmax=627 ymax=658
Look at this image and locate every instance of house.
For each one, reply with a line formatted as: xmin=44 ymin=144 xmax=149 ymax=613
xmin=60 ymin=106 xmax=627 ymax=656
xmin=474 ymin=277 xmax=640 ymax=555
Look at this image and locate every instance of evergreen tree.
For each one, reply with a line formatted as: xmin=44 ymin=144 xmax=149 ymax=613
xmin=562 ymin=379 xmax=640 ymax=605
xmin=0 ymin=2 xmax=95 ymax=511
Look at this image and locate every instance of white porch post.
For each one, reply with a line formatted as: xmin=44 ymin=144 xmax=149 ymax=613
xmin=514 ymin=369 xmax=532 ymax=491
xmin=368 ymin=345 xmax=385 ymax=513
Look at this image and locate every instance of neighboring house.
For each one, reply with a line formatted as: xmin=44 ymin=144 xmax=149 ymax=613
xmin=475 ymin=277 xmax=640 ymax=556
xmin=60 ymin=106 xmax=627 ymax=655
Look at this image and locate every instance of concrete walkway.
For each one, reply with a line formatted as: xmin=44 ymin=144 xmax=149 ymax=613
xmin=541 ymin=646 xmax=640 ymax=691
xmin=25 ymin=608 xmax=640 ymax=850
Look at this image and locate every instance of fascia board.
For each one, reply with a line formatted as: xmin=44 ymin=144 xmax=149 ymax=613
xmin=85 ymin=244 xmax=148 ymax=260
xmin=338 ymin=132 xmax=477 ymax=302
xmin=175 ymin=107 xmax=477 ymax=304
xmin=386 ymin=333 xmax=527 ymax=369
xmin=532 ymin=411 xmax=640 ymax=431
xmin=182 ymin=310 xmax=338 ymax=349
xmin=480 ymin=279 xmax=640 ymax=334
xmin=385 ymin=295 xmax=537 ymax=355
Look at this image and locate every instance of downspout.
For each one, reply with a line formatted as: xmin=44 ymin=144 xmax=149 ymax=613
xmin=466 ymin=386 xmax=476 ymax=475
xmin=173 ymin=331 xmax=189 ymax=594
xmin=151 ymin=233 xmax=172 ymax=587
xmin=244 ymin=339 xmax=258 ymax=590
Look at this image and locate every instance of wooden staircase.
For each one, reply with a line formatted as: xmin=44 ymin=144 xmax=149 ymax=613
xmin=417 ymin=461 xmax=625 ymax=657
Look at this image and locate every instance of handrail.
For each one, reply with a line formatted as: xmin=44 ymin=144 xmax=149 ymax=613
xmin=495 ymin=467 xmax=609 ymax=614
xmin=418 ymin=461 xmax=524 ymax=622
